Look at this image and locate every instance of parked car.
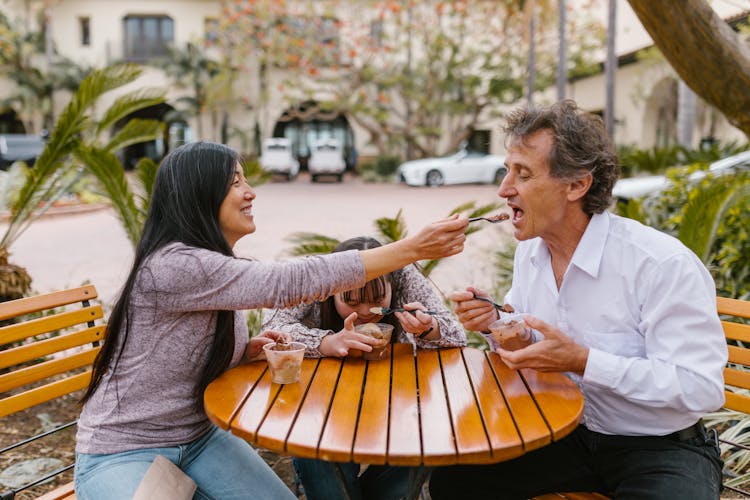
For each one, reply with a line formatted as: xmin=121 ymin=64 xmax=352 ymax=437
xmin=0 ymin=134 xmax=46 ymax=170
xmin=396 ymin=148 xmax=506 ymax=187
xmin=259 ymin=138 xmax=299 ymax=180
xmin=613 ymin=149 xmax=750 ymax=201
xmin=308 ymin=138 xmax=346 ymax=182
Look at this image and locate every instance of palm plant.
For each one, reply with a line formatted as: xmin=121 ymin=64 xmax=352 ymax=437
xmin=0 ymin=64 xmax=165 ymax=299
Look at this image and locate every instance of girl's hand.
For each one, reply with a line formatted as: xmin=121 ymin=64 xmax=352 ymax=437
xmin=246 ymin=330 xmax=291 ymax=360
xmin=394 ymin=302 xmax=438 ymax=340
xmin=318 ymin=312 xmax=380 ymax=357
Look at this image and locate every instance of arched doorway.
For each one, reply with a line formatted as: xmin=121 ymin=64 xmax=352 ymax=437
xmin=271 ymin=101 xmax=356 ymax=171
xmin=642 ymin=78 xmax=678 ymax=148
xmin=113 ymin=103 xmax=192 ymax=169
xmin=0 ymin=109 xmax=27 ymax=134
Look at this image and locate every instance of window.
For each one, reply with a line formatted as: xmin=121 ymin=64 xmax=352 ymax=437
xmin=79 ymin=17 xmax=90 ymax=46
xmin=123 ymin=15 xmax=173 ymax=62
xmin=204 ymin=17 xmax=219 ymax=46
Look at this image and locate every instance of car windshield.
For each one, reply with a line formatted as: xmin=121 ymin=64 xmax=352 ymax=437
xmin=266 ymin=144 xmax=289 ymax=151
xmin=316 ymin=144 xmax=339 ymax=151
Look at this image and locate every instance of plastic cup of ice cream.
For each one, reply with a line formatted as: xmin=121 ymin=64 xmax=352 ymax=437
xmin=263 ymin=341 xmax=306 ymax=384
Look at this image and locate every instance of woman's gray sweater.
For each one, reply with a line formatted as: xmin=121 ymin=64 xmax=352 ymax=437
xmin=76 ymin=242 xmax=364 ymax=454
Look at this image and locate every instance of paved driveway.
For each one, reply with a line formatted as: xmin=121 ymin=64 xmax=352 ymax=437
xmin=8 ymin=174 xmax=513 ymax=306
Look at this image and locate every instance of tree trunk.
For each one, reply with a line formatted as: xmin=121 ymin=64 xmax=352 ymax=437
xmin=627 ymin=0 xmax=750 ymax=139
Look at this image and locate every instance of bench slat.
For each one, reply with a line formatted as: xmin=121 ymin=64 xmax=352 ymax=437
xmin=0 ymin=370 xmax=91 ymax=417
xmin=0 ymin=347 xmax=99 ymax=393
xmin=0 ymin=305 xmax=103 ymax=345
xmin=0 ymin=285 xmax=97 ymax=320
xmin=724 ymin=390 xmax=750 ymax=415
xmin=36 ymin=481 xmax=76 ymax=500
xmin=0 ymin=325 xmax=104 ymax=369
xmin=728 ymin=344 xmax=750 ymax=367
xmin=718 ymin=296 xmax=750 ymax=320
xmin=724 ymin=367 xmax=750 ymax=391
xmin=723 ymin=321 xmax=750 ymax=344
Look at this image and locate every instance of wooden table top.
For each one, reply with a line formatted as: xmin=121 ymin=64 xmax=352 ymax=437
xmin=204 ymin=344 xmax=584 ymax=466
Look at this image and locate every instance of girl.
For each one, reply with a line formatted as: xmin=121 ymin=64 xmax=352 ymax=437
xmin=264 ymin=236 xmax=466 ymax=500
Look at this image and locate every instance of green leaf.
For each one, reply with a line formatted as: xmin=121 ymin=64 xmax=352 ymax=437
xmin=285 ymin=232 xmax=341 ymax=256
xmin=96 ymin=88 xmax=166 ymax=135
xmin=103 ymin=119 xmax=165 ymax=153
xmin=678 ymin=175 xmax=749 ymax=263
xmin=75 ymin=146 xmax=143 ymax=246
xmin=374 ymin=209 xmax=407 ymax=243
xmin=134 ymin=157 xmax=160 ymax=218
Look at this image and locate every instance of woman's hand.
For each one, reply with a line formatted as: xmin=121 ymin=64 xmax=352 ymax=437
xmin=405 ymin=214 xmax=468 ymax=261
xmin=360 ymin=215 xmax=468 ymax=281
xmin=246 ymin=330 xmax=291 ymax=361
xmin=450 ymin=286 xmax=507 ymax=332
xmin=394 ymin=302 xmax=439 ymax=340
xmin=318 ymin=312 xmax=380 ymax=357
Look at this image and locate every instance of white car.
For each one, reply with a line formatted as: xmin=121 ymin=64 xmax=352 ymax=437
xmin=397 ymin=149 xmax=506 ymax=187
xmin=308 ymin=138 xmax=346 ymax=182
xmin=613 ymin=149 xmax=750 ymax=201
xmin=259 ymin=138 xmax=299 ymax=180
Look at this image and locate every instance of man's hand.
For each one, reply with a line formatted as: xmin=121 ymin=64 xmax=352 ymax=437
xmin=450 ymin=287 xmax=502 ymax=332
xmin=494 ymin=315 xmax=589 ymax=375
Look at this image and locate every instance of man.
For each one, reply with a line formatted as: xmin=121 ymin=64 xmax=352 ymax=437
xmin=431 ymin=100 xmax=726 ymax=499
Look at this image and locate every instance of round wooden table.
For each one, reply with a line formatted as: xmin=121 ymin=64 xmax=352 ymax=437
xmin=204 ymin=344 xmax=583 ymax=467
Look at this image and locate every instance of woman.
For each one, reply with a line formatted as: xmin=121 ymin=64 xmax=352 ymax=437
xmin=263 ymin=236 xmax=466 ymax=500
xmin=73 ymin=142 xmax=467 ymax=500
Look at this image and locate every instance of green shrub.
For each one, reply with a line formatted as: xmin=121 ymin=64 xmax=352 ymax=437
xmin=374 ymin=155 xmax=401 ymax=177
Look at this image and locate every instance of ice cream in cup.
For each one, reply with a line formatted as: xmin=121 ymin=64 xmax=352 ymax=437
xmin=354 ymin=323 xmax=394 ymax=361
xmin=487 ymin=312 xmax=532 ymax=351
xmin=263 ymin=341 xmax=306 ymax=384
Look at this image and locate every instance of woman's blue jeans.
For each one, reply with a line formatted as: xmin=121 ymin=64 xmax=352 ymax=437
xmin=74 ymin=425 xmax=296 ymax=500
xmin=293 ymin=457 xmax=411 ymax=500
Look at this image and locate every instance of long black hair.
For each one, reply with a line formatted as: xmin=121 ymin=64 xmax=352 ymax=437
xmin=81 ymin=142 xmax=239 ymax=404
xmin=319 ymin=237 xmax=397 ymax=335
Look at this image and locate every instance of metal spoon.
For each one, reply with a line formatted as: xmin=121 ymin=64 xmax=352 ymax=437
xmin=471 ymin=293 xmax=506 ymax=311
xmin=468 ymin=213 xmax=510 ymax=223
xmin=369 ymin=306 xmax=442 ymax=316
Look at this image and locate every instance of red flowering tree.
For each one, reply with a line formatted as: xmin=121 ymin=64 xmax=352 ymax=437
xmin=221 ymin=0 xmax=602 ymax=158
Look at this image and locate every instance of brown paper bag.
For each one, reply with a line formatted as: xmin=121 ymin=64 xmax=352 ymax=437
xmin=131 ymin=454 xmax=197 ymax=500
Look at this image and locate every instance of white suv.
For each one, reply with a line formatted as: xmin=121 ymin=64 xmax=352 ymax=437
xmin=260 ymin=138 xmax=299 ymax=181
xmin=308 ymin=138 xmax=346 ymax=182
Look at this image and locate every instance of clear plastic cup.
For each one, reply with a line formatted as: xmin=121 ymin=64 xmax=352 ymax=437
xmin=354 ymin=323 xmax=394 ymax=361
xmin=263 ymin=341 xmax=306 ymax=384
xmin=487 ymin=312 xmax=532 ymax=351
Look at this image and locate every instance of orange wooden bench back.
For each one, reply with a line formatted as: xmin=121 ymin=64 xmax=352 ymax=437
xmin=0 ymin=285 xmax=104 ymax=417
xmin=718 ymin=296 xmax=750 ymax=414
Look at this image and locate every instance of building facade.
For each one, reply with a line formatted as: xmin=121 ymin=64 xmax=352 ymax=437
xmin=0 ymin=0 xmax=746 ymax=169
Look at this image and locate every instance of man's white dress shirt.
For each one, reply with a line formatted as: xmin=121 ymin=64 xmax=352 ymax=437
xmin=506 ymin=211 xmax=727 ymax=436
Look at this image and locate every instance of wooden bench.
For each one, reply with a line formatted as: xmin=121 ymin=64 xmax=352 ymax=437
xmin=0 ymin=285 xmax=104 ymax=500
xmin=715 ymin=295 xmax=750 ymax=496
